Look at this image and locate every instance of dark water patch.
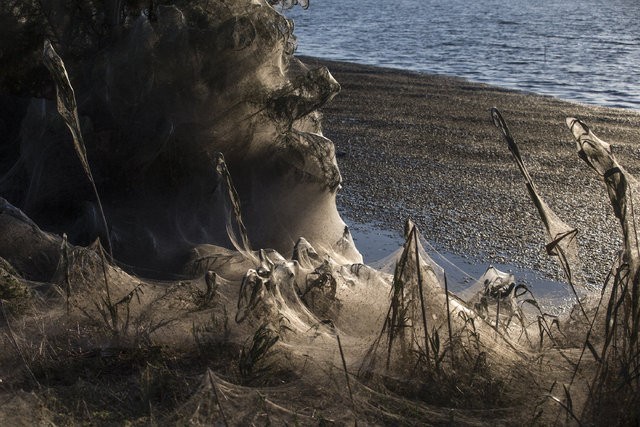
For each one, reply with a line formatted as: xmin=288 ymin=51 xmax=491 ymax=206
xmin=287 ymin=0 xmax=640 ymax=110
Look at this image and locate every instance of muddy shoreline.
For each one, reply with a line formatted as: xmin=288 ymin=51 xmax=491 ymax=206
xmin=303 ymin=56 xmax=640 ymax=286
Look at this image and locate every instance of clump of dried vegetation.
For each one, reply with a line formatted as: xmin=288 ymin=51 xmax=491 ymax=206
xmin=1 ymin=105 xmax=639 ymax=425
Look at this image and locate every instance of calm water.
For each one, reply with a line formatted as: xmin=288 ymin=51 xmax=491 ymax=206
xmin=286 ymin=0 xmax=640 ymax=110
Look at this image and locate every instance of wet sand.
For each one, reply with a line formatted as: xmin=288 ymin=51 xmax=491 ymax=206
xmin=302 ymin=57 xmax=640 ymax=286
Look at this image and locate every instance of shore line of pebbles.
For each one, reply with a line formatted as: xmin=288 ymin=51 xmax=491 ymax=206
xmin=304 ymin=57 xmax=640 ymax=287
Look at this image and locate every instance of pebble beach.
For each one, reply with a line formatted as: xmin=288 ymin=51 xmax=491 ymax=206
xmin=306 ymin=57 xmax=640 ymax=286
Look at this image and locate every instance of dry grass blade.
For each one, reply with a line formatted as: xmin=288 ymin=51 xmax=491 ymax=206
xmin=323 ymin=319 xmax=358 ymax=426
xmin=382 ymin=220 xmax=427 ymax=370
xmin=214 ymin=153 xmax=256 ymax=263
xmin=42 ymin=40 xmax=112 ymax=258
xmin=239 ymin=323 xmax=279 ymax=384
xmin=566 ymin=117 xmax=640 ymax=424
xmin=0 ymin=300 xmax=40 ymax=389
xmin=545 ymin=392 xmax=584 ymax=427
xmin=491 ymin=107 xmax=587 ymax=321
xmin=60 ymin=234 xmax=72 ymax=315
xmin=412 ymin=224 xmax=431 ymax=367
xmin=207 ymin=370 xmax=230 ymax=427
xmin=384 ymin=225 xmax=412 ymax=370
xmin=443 ymin=273 xmax=455 ymax=369
xmin=568 ymin=118 xmax=640 ymax=322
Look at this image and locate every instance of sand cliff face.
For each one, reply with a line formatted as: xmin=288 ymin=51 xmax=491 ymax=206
xmin=1 ymin=0 xmax=360 ymax=275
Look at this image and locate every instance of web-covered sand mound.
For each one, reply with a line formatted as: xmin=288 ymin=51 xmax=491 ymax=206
xmin=1 ymin=0 xmax=359 ymax=275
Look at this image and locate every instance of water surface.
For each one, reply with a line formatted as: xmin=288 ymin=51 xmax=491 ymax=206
xmin=287 ymin=0 xmax=640 ymax=110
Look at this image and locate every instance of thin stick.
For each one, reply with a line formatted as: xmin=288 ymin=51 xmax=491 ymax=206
xmin=444 ymin=273 xmax=455 ymax=369
xmin=214 ymin=153 xmax=255 ymax=264
xmin=43 ymin=40 xmax=112 ymax=258
xmin=386 ymin=230 xmax=411 ymax=370
xmin=61 ymin=233 xmax=72 ymax=316
xmin=492 ymin=108 xmax=588 ymax=320
xmin=413 ymin=226 xmax=431 ymax=366
xmin=97 ymin=241 xmax=118 ymax=334
xmin=325 ymin=320 xmax=357 ymax=426
xmin=207 ymin=370 xmax=229 ymax=427
xmin=495 ymin=294 xmax=501 ymax=338
xmin=336 ymin=331 xmax=358 ymax=426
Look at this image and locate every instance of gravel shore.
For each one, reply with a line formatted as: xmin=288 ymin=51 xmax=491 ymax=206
xmin=303 ymin=57 xmax=640 ymax=286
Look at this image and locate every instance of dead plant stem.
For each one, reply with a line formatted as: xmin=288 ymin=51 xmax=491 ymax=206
xmin=413 ymin=227 xmax=431 ymax=367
